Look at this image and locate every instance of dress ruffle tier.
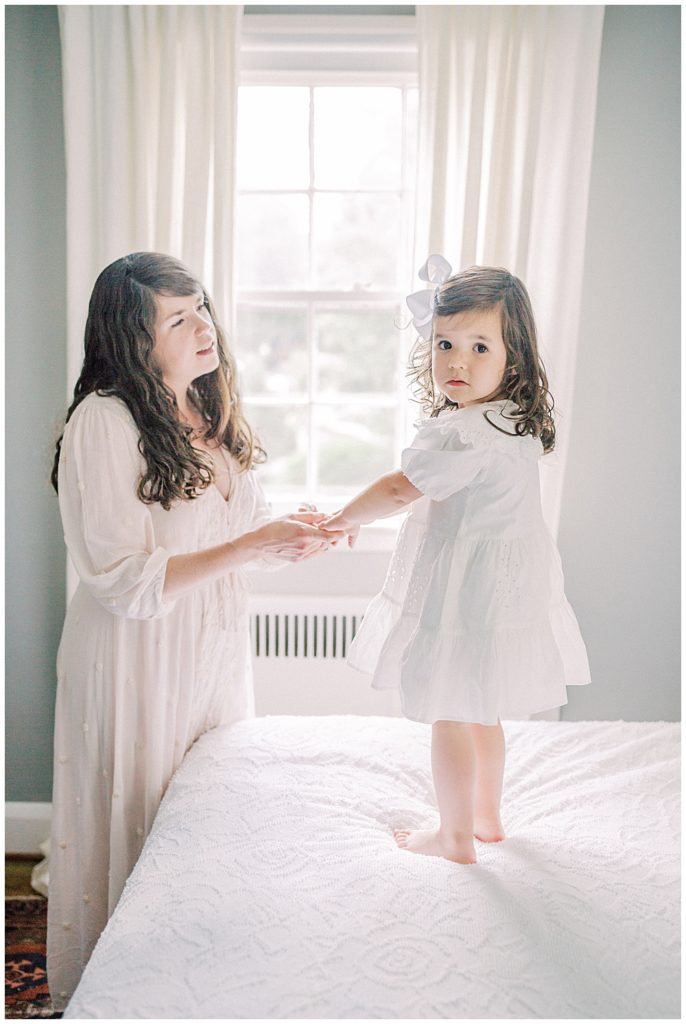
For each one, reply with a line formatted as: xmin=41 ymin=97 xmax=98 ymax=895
xmin=348 ymin=401 xmax=591 ymax=725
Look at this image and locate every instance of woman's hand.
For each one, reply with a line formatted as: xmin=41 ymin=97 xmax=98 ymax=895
xmin=163 ymin=517 xmax=343 ymax=599
xmin=288 ymin=503 xmax=328 ymax=526
xmin=286 ymin=504 xmax=328 ymax=527
xmin=251 ymin=517 xmax=344 ymax=562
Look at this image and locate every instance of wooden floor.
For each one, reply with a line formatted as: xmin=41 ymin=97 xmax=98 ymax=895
xmin=5 ymin=857 xmax=40 ymax=898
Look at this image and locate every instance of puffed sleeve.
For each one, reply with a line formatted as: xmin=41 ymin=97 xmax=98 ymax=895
xmin=401 ymin=414 xmax=489 ymax=501
xmin=58 ymin=395 xmax=176 ymax=619
xmin=246 ymin=472 xmax=274 ymax=533
xmin=242 ymin=471 xmax=286 ymax=572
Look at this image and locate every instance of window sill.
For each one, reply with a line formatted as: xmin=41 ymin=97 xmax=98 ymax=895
xmin=334 ymin=519 xmax=401 ymax=553
xmin=245 ymin=517 xmax=399 ymax=595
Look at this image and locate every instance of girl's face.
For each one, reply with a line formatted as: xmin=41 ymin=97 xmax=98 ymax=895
xmin=432 ymin=307 xmax=508 ymax=407
xmin=152 ymin=291 xmax=219 ymax=394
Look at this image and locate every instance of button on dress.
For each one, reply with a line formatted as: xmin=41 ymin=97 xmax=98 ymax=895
xmin=348 ymin=400 xmax=591 ymax=725
xmin=47 ymin=393 xmax=274 ymax=1009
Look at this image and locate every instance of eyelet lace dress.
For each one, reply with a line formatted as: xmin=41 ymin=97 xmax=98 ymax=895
xmin=47 ymin=393 xmax=275 ymax=1010
xmin=348 ymin=400 xmax=591 ymax=725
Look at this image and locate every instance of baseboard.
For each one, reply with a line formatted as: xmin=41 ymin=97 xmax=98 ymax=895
xmin=5 ymin=802 xmax=52 ymax=855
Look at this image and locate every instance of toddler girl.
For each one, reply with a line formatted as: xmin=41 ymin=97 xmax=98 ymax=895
xmin=322 ymin=258 xmax=591 ymax=865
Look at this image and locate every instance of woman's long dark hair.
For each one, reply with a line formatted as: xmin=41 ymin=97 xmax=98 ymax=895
xmin=408 ymin=266 xmax=555 ymax=453
xmin=51 ymin=252 xmax=264 ymax=509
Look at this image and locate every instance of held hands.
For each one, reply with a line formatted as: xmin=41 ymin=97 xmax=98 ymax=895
xmin=251 ymin=505 xmax=345 ymax=563
xmin=319 ymin=510 xmax=360 ymax=549
xmin=292 ymin=504 xmax=361 ymax=550
xmin=289 ymin=503 xmax=360 ymax=553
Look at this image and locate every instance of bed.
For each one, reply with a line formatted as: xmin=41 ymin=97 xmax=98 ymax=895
xmin=63 ymin=716 xmax=680 ymax=1019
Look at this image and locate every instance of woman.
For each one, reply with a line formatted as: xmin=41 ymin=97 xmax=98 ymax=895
xmin=47 ymin=252 xmax=338 ymax=1009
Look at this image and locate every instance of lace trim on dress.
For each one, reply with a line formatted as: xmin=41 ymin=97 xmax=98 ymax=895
xmin=413 ymin=401 xmax=542 ymax=458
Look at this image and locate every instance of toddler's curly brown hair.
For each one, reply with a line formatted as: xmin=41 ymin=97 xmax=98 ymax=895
xmin=408 ymin=265 xmax=555 ymax=453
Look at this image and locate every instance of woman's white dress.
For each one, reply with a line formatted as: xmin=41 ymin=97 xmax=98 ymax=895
xmin=348 ymin=400 xmax=591 ymax=725
xmin=47 ymin=393 xmax=274 ymax=1009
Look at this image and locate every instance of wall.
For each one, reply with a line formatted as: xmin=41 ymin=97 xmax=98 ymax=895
xmin=6 ymin=5 xmax=67 ymax=801
xmin=557 ymin=5 xmax=680 ymax=722
xmin=4 ymin=5 xmax=680 ymax=806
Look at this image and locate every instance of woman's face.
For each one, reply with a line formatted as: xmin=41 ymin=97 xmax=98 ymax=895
xmin=152 ymin=291 xmax=219 ymax=394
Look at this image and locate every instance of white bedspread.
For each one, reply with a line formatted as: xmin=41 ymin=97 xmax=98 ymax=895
xmin=64 ymin=716 xmax=680 ymax=1019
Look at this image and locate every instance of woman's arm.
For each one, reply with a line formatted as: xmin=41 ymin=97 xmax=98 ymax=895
xmin=322 ymin=470 xmax=422 ymax=533
xmin=162 ymin=518 xmax=338 ymax=601
xmin=61 ymin=396 xmax=342 ymax=614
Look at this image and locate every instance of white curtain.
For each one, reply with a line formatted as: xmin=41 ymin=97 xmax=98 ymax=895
xmin=58 ymin=5 xmax=241 ymax=393
xmin=414 ymin=5 xmax=605 ymax=533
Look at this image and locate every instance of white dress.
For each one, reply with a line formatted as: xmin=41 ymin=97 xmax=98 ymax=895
xmin=47 ymin=393 xmax=274 ymax=1010
xmin=348 ymin=400 xmax=591 ymax=725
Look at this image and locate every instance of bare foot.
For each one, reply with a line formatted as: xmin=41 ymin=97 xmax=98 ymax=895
xmin=394 ymin=828 xmax=477 ymax=864
xmin=474 ymin=815 xmax=506 ymax=843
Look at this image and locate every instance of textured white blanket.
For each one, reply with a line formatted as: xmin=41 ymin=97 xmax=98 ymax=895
xmin=65 ymin=717 xmax=680 ymax=1019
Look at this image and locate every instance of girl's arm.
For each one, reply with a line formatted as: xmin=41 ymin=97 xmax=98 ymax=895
xmin=322 ymin=470 xmax=422 ymax=534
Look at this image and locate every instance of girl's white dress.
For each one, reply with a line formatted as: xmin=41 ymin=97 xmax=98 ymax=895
xmin=348 ymin=400 xmax=591 ymax=725
xmin=47 ymin=393 xmax=274 ymax=1010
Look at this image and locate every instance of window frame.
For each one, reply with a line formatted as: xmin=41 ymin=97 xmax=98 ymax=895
xmin=235 ymin=13 xmax=419 ymax=527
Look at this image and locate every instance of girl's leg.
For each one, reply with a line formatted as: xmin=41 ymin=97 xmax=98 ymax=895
xmin=394 ymin=721 xmax=477 ymax=864
xmin=469 ymin=720 xmax=506 ymax=842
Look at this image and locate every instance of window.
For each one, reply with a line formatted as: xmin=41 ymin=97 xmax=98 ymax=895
xmin=234 ymin=15 xmax=418 ymax=512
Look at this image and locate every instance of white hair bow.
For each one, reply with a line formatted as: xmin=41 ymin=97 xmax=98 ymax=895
xmin=406 ymin=254 xmax=453 ymax=340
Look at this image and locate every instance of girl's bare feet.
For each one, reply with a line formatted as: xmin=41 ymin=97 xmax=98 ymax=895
xmin=394 ymin=828 xmax=477 ymax=864
xmin=473 ymin=814 xmax=506 ymax=843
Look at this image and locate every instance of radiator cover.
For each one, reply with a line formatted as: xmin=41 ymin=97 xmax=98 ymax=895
xmin=248 ymin=595 xmax=402 ymax=717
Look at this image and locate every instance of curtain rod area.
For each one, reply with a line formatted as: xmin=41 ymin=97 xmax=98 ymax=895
xmin=243 ymin=6 xmax=416 ymax=14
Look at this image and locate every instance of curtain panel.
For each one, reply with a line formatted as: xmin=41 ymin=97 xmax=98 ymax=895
xmin=58 ymin=5 xmax=241 ymax=394
xmin=414 ymin=5 xmax=605 ymax=533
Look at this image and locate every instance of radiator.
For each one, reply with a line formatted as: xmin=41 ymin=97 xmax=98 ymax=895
xmin=247 ymin=596 xmax=551 ymax=722
xmin=248 ymin=595 xmax=402 ymax=718
xmin=250 ymin=597 xmax=363 ymax=660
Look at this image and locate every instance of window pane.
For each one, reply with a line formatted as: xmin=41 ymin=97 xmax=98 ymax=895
xmin=315 ymin=405 xmax=396 ymax=494
xmin=237 ymin=87 xmax=310 ymax=190
xmin=245 ymin=403 xmax=308 ymax=491
xmin=315 ymin=308 xmax=399 ymax=394
xmin=405 ymin=87 xmax=419 ymax=189
xmin=314 ymin=87 xmax=402 ymax=190
xmin=234 ymin=82 xmax=418 ymax=505
xmin=236 ymin=306 xmax=308 ymax=397
xmin=236 ymin=195 xmax=309 ymax=289
xmin=313 ymin=193 xmax=402 ymax=290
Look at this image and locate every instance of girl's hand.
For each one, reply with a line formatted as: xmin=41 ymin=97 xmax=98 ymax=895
xmin=320 ymin=511 xmax=360 ymax=549
xmin=251 ymin=518 xmax=343 ymax=562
